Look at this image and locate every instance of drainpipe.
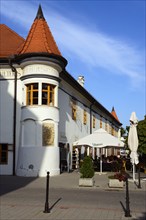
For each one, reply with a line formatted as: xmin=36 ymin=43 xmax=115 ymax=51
xmin=9 ymin=59 xmax=17 ymax=176
xmin=90 ymin=101 xmax=95 ymax=134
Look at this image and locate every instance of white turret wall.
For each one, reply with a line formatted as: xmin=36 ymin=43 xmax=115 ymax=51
xmin=16 ymin=63 xmax=61 ymax=176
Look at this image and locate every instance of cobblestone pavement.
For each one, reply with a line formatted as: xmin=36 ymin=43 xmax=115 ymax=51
xmin=0 ymin=171 xmax=146 ymax=220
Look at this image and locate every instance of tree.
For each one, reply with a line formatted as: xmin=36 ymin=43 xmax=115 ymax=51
xmin=121 ymin=127 xmax=126 ymax=137
xmin=80 ymin=156 xmax=94 ymax=178
xmin=137 ymin=115 xmax=146 ymax=154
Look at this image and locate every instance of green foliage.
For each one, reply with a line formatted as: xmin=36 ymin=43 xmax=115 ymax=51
xmin=108 ymin=171 xmax=130 ymax=182
xmin=121 ymin=127 xmax=126 ymax=137
xmin=80 ymin=156 xmax=94 ymax=178
xmin=137 ymin=116 xmax=146 ymax=154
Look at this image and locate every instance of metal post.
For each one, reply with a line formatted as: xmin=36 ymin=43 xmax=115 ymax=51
xmin=125 ymin=178 xmax=131 ymax=217
xmin=138 ymin=166 xmax=141 ymax=189
xmin=89 ymin=101 xmax=95 ymax=134
xmin=9 ymin=59 xmax=17 ymax=176
xmin=132 ymin=163 xmax=136 ymax=181
xmin=44 ymin=171 xmax=50 ymax=213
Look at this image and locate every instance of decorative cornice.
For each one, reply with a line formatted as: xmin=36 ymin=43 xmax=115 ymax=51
xmin=20 ymin=74 xmax=61 ymax=82
xmin=15 ymin=53 xmax=67 ymax=70
xmin=0 ymin=68 xmax=22 ymax=79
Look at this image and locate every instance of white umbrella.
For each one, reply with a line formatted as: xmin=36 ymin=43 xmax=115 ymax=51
xmin=73 ymin=128 xmax=124 ymax=172
xmin=128 ymin=112 xmax=139 ymax=181
xmin=73 ymin=128 xmax=124 ymax=148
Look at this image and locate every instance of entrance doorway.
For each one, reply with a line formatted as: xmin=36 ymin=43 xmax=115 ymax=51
xmin=59 ymin=143 xmax=69 ymax=173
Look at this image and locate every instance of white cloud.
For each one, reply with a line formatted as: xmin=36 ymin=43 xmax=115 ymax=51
xmin=48 ymin=12 xmax=145 ymax=87
xmin=1 ymin=1 xmax=145 ymax=88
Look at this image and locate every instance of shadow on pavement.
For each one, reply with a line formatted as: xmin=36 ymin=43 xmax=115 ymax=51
xmin=0 ymin=175 xmax=37 ymax=196
xmin=120 ymin=201 xmax=146 ymax=220
xmin=138 ymin=212 xmax=146 ymax=220
xmin=49 ymin=197 xmax=62 ymax=211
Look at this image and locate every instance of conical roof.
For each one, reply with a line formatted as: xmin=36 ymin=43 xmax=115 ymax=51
xmin=111 ymin=107 xmax=120 ymax=122
xmin=18 ymin=5 xmax=61 ymax=56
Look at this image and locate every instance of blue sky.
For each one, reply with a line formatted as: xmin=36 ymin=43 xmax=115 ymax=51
xmin=1 ymin=0 xmax=145 ymax=128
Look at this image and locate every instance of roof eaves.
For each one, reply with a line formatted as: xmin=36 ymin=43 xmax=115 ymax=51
xmin=61 ymin=69 xmax=122 ymax=126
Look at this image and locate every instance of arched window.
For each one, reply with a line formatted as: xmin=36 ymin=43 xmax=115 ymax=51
xmin=23 ymin=119 xmax=36 ymax=146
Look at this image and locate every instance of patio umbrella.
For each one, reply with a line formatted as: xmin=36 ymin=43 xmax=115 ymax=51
xmin=73 ymin=128 xmax=124 ymax=148
xmin=128 ymin=112 xmax=139 ymax=181
xmin=73 ymin=128 xmax=124 ymax=172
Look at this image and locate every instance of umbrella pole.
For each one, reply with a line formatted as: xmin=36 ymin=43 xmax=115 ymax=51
xmin=100 ymin=149 xmax=102 ymax=173
xmin=100 ymin=159 xmax=102 ymax=173
xmin=133 ymin=163 xmax=135 ymax=181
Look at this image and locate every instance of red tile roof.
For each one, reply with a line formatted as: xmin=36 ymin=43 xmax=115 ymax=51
xmin=0 ymin=5 xmax=61 ymax=58
xmin=18 ymin=5 xmax=61 ymax=56
xmin=0 ymin=24 xmax=24 ymax=58
xmin=111 ymin=107 xmax=120 ymax=122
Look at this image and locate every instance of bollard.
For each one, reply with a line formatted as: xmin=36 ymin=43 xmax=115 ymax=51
xmin=44 ymin=171 xmax=50 ymax=213
xmin=125 ymin=178 xmax=131 ymax=217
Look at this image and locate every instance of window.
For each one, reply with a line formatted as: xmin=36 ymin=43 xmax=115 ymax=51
xmin=26 ymin=83 xmax=38 ymax=105
xmin=0 ymin=144 xmax=8 ymax=164
xmin=72 ymin=101 xmax=77 ymax=121
xmin=42 ymin=83 xmax=55 ymax=106
xmin=112 ymin=126 xmax=114 ymax=136
xmin=93 ymin=115 xmax=96 ymax=128
xmin=83 ymin=109 xmax=87 ymax=125
xmin=26 ymin=83 xmax=55 ymax=106
xmin=109 ymin=124 xmax=112 ymax=134
xmin=105 ymin=121 xmax=108 ymax=131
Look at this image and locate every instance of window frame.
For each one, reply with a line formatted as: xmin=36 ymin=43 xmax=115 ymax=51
xmin=72 ymin=101 xmax=77 ymax=121
xmin=93 ymin=115 xmax=96 ymax=128
xmin=83 ymin=109 xmax=87 ymax=125
xmin=26 ymin=83 xmax=55 ymax=106
xmin=42 ymin=83 xmax=55 ymax=106
xmin=26 ymin=83 xmax=38 ymax=105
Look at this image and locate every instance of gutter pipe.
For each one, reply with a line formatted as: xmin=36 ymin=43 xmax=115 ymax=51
xmin=9 ymin=59 xmax=17 ymax=176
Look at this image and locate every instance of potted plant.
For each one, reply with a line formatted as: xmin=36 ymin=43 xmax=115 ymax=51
xmin=79 ymin=156 xmax=95 ymax=187
xmin=108 ymin=171 xmax=129 ymax=188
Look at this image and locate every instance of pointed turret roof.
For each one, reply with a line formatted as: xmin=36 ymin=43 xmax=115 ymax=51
xmin=111 ymin=107 xmax=120 ymax=122
xmin=35 ymin=4 xmax=45 ymax=20
xmin=18 ymin=5 xmax=61 ymax=56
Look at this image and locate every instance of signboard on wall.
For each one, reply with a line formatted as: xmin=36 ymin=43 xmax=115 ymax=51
xmin=42 ymin=123 xmax=54 ymax=146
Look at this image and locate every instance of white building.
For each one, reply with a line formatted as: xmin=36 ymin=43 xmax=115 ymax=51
xmin=0 ymin=5 xmax=122 ymax=176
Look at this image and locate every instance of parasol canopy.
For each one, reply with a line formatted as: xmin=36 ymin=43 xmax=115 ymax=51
xmin=128 ymin=112 xmax=139 ymax=181
xmin=73 ymin=128 xmax=124 ymax=148
xmin=128 ymin=112 xmax=139 ymax=165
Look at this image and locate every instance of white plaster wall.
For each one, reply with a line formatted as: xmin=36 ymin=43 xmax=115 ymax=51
xmin=21 ymin=106 xmax=59 ymax=122
xmin=16 ymin=63 xmax=60 ymax=177
xmin=0 ymin=76 xmax=22 ymax=174
xmin=17 ymin=146 xmax=60 ymax=177
xmin=0 ymin=80 xmax=14 ymax=144
xmin=58 ymin=85 xmax=91 ymax=146
xmin=17 ymin=105 xmax=60 ymax=176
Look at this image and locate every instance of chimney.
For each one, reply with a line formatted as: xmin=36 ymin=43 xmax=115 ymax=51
xmin=77 ymin=76 xmax=85 ymax=87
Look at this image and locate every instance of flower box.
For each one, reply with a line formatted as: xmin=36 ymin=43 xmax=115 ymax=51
xmin=79 ymin=177 xmax=94 ymax=187
xmin=109 ymin=179 xmax=124 ymax=188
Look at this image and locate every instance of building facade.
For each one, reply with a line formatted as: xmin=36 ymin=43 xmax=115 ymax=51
xmin=0 ymin=6 xmax=122 ymax=176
